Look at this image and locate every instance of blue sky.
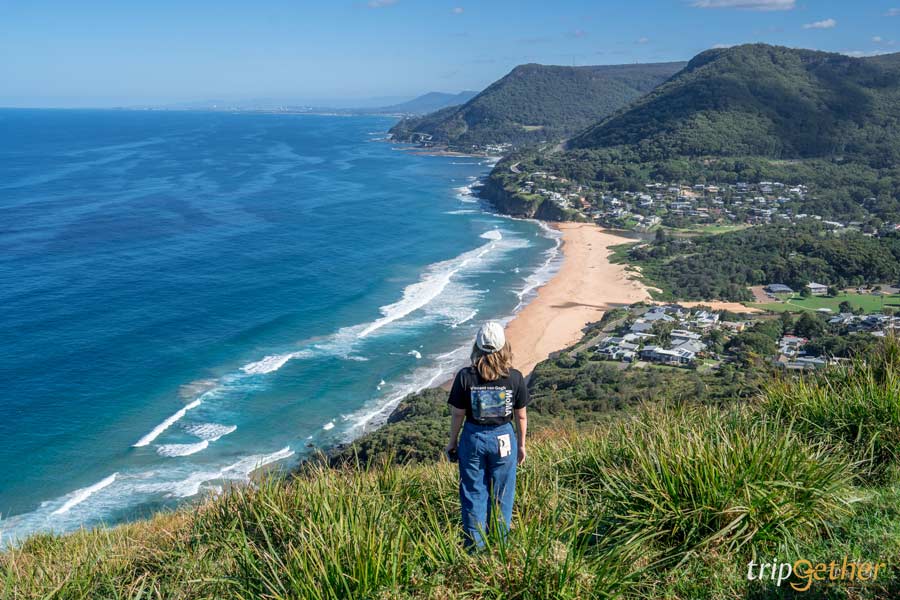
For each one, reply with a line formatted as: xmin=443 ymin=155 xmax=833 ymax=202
xmin=1 ymin=0 xmax=898 ymax=107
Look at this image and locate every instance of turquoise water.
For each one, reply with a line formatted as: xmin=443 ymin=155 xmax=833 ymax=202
xmin=0 ymin=110 xmax=559 ymax=542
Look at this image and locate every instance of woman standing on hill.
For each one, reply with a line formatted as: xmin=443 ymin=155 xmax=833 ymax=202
xmin=445 ymin=321 xmax=529 ymax=550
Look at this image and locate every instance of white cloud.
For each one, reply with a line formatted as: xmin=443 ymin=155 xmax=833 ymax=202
xmin=885 ymin=8 xmax=900 ymax=16
xmin=636 ymin=36 xmax=650 ymax=44
xmin=367 ymin=0 xmax=397 ymax=7
xmin=713 ymin=43 xmax=734 ymax=49
xmin=691 ymin=0 xmax=795 ymax=10
xmin=451 ymin=6 xmax=464 ymax=14
xmin=873 ymin=36 xmax=883 ymax=42
xmin=803 ymin=18 xmax=836 ymax=30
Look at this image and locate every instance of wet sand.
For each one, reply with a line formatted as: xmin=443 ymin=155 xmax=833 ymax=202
xmin=505 ymin=222 xmax=651 ymax=376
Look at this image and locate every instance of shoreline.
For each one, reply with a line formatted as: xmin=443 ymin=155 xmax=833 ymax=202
xmin=435 ymin=221 xmax=652 ymax=391
xmin=505 ymin=222 xmax=651 ymax=377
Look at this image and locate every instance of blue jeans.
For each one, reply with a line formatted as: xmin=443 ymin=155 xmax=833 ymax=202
xmin=457 ymin=420 xmax=517 ymax=549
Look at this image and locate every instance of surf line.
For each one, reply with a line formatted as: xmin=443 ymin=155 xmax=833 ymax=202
xmin=132 ymin=399 xmax=202 ymax=447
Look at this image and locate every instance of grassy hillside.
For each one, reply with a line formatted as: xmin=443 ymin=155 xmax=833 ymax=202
xmin=389 ymin=62 xmax=685 ymax=149
xmin=4 ymin=339 xmax=900 ymax=598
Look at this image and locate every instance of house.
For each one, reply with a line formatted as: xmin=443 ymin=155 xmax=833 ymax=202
xmin=829 ymin=313 xmax=856 ymax=326
xmin=806 ymin=282 xmax=828 ymax=296
xmin=671 ymin=330 xmax=702 ymax=343
xmin=781 ymin=356 xmax=827 ymax=370
xmin=719 ymin=320 xmax=747 ymax=332
xmin=640 ymin=345 xmax=697 ymax=365
xmin=779 ymin=335 xmax=807 ymax=357
xmin=643 ymin=307 xmax=677 ymax=322
xmin=765 ymin=284 xmax=794 ymax=294
xmin=672 ymin=339 xmax=706 ymax=355
xmin=630 ymin=320 xmax=655 ymax=334
xmin=692 ymin=311 xmax=720 ymax=328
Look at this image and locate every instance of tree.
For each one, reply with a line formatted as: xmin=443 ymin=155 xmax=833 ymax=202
xmin=795 ymin=312 xmax=826 ymax=339
xmin=779 ymin=312 xmax=794 ymax=334
xmin=726 ymin=331 xmax=778 ymax=360
xmin=651 ymin=321 xmax=675 ymax=346
xmin=839 ymin=300 xmax=854 ymax=314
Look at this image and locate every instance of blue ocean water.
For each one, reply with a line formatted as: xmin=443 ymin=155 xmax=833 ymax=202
xmin=0 ymin=109 xmax=559 ymax=542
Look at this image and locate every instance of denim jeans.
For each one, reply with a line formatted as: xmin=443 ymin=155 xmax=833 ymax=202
xmin=457 ymin=420 xmax=517 ymax=549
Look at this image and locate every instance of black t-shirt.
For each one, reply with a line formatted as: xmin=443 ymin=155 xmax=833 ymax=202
xmin=447 ymin=367 xmax=529 ymax=426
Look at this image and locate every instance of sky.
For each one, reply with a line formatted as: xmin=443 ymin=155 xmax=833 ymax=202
xmin=1 ymin=0 xmax=898 ymax=107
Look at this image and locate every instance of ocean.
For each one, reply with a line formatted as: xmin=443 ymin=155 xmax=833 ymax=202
xmin=0 ymin=109 xmax=560 ymax=543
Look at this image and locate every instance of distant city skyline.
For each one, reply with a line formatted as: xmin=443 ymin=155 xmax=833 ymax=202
xmin=2 ymin=0 xmax=898 ymax=107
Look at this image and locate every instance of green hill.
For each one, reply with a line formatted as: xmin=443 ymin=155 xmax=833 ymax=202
xmin=569 ymin=44 xmax=900 ymax=166
xmin=389 ymin=61 xmax=686 ymax=150
xmin=4 ymin=335 xmax=900 ymax=598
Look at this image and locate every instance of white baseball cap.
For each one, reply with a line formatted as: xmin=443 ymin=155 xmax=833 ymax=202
xmin=476 ymin=321 xmax=506 ymax=353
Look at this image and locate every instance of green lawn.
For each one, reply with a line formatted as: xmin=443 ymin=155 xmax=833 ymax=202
xmin=751 ymin=292 xmax=900 ymax=314
xmin=667 ymin=223 xmax=751 ymax=235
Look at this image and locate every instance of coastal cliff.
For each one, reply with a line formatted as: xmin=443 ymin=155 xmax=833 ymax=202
xmin=479 ymin=174 xmax=584 ymax=221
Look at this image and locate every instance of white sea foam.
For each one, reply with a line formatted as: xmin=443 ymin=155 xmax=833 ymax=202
xmin=156 ymin=440 xmax=209 ymax=457
xmin=445 ymin=209 xmax=477 ymax=215
xmin=480 ymin=229 xmax=502 ymax=241
xmin=323 ymin=421 xmax=335 ymax=431
xmin=515 ymin=221 xmax=564 ymax=311
xmin=357 ymin=238 xmax=499 ymax=338
xmin=455 ymin=183 xmax=480 ymax=203
xmin=408 ymin=350 xmax=422 ymax=359
xmin=451 ymin=309 xmax=479 ymax=328
xmin=138 ymin=447 xmax=295 ymax=499
xmin=183 ymin=423 xmax=237 ymax=442
xmin=133 ymin=399 xmax=202 ymax=447
xmin=51 ymin=473 xmax=118 ymax=515
xmin=240 ymin=350 xmax=311 ymax=375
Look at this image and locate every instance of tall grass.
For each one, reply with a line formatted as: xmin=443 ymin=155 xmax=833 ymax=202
xmin=3 ymin=340 xmax=899 ymax=598
xmin=762 ymin=336 xmax=900 ymax=480
xmin=558 ymin=406 xmax=856 ymax=564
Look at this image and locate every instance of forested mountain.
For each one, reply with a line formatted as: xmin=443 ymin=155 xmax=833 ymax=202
xmin=569 ymin=44 xmax=900 ymax=166
xmin=376 ymin=90 xmax=478 ymax=115
xmin=389 ymin=61 xmax=686 ymax=149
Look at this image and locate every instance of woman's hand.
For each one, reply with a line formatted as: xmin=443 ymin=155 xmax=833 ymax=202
xmin=445 ymin=441 xmax=457 ymax=455
xmin=517 ymin=445 xmax=526 ymax=465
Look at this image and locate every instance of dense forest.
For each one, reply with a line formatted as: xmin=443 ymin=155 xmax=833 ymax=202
xmin=623 ymin=223 xmax=900 ymax=301
xmin=389 ymin=62 xmax=685 ymax=149
xmin=569 ymin=45 xmax=900 ymax=165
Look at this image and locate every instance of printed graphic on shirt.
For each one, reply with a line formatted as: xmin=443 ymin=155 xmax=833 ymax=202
xmin=498 ymin=433 xmax=511 ymax=458
xmin=470 ymin=386 xmax=513 ymax=421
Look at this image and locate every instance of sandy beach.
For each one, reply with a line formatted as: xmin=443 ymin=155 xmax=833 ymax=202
xmin=505 ymin=222 xmax=651 ymax=376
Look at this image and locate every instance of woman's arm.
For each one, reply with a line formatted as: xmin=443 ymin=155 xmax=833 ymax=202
xmin=446 ymin=407 xmax=466 ymax=452
xmin=514 ymin=407 xmax=527 ymax=465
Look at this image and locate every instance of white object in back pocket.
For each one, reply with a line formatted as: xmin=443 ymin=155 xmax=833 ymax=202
xmin=497 ymin=433 xmax=511 ymax=458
